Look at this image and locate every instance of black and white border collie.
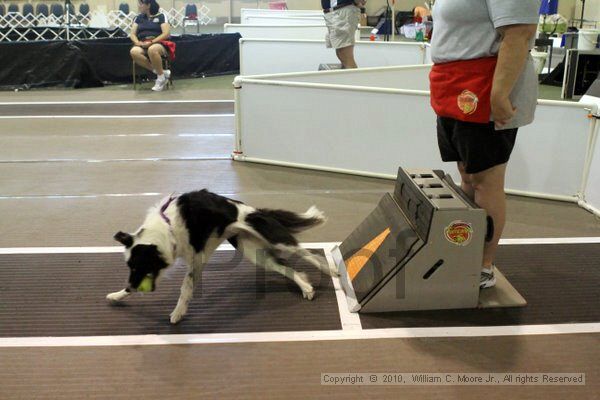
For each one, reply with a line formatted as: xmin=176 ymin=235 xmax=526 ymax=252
xmin=107 ymin=189 xmax=337 ymax=324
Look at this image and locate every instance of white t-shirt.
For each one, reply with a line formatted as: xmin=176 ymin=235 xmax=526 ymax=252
xmin=430 ymin=0 xmax=540 ymax=129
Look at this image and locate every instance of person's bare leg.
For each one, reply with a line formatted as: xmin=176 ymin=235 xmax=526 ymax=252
xmin=457 ymin=162 xmax=475 ymax=201
xmin=467 ymin=163 xmax=508 ymax=268
xmin=147 ymin=44 xmax=166 ymax=75
xmin=336 ymin=45 xmax=357 ymax=69
xmin=130 ymin=46 xmax=153 ymax=71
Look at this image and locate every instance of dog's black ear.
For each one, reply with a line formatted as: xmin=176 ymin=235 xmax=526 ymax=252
xmin=114 ymin=231 xmax=134 ymax=248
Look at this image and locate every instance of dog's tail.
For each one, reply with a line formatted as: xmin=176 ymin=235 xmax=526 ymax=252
xmin=255 ymin=206 xmax=326 ymax=233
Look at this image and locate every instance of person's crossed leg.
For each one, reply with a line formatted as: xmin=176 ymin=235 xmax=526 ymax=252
xmin=130 ymin=43 xmax=170 ymax=91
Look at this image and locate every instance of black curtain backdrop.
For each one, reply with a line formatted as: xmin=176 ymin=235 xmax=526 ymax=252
xmin=0 ymin=33 xmax=241 ymax=90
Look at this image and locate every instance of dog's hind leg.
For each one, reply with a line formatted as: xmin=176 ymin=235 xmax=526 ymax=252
xmin=236 ymin=235 xmax=315 ymax=300
xmin=170 ymin=237 xmax=223 ymax=324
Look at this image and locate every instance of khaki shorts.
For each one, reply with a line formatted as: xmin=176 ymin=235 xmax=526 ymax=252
xmin=324 ymin=5 xmax=360 ymax=49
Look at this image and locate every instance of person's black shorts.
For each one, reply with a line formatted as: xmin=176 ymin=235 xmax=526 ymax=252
xmin=436 ymin=116 xmax=518 ymax=174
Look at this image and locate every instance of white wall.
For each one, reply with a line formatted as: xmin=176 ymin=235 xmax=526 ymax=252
xmin=584 ymin=123 xmax=600 ymax=213
xmin=578 ymin=0 xmax=600 ymax=23
xmin=224 ymin=24 xmax=328 ymax=39
xmin=242 ymin=15 xmax=324 ymax=25
xmin=235 ymin=69 xmax=597 ymax=200
xmin=239 ymin=39 xmax=428 ymax=76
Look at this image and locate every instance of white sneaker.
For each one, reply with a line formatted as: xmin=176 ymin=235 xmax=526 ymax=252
xmin=152 ymin=76 xmax=168 ymax=92
xmin=480 ymin=265 xmax=497 ymax=289
xmin=153 ymin=69 xmax=170 ymax=79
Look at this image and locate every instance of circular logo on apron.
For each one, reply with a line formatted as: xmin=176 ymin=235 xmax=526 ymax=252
xmin=457 ymin=90 xmax=478 ymax=115
xmin=444 ymin=221 xmax=473 ymax=246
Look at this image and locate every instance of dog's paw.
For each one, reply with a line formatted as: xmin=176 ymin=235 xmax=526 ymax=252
xmin=295 ymin=272 xmax=314 ymax=300
xmin=106 ymin=289 xmax=130 ymax=303
xmin=329 ymin=264 xmax=340 ymax=277
xmin=170 ymin=308 xmax=186 ymax=324
xmin=302 ymin=288 xmax=315 ymax=301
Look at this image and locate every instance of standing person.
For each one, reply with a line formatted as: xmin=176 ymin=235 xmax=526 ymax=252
xmin=129 ymin=0 xmax=173 ymax=92
xmin=429 ymin=0 xmax=540 ymax=288
xmin=322 ymin=0 xmax=366 ymax=69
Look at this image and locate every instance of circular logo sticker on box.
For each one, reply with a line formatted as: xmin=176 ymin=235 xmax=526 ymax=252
xmin=444 ymin=221 xmax=473 ymax=246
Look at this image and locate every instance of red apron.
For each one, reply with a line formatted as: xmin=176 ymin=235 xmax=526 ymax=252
xmin=143 ymin=39 xmax=176 ymax=61
xmin=429 ymin=57 xmax=497 ymax=124
xmin=160 ymin=40 xmax=176 ymax=61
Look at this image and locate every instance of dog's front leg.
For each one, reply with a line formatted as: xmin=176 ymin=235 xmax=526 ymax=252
xmin=170 ymin=254 xmax=205 ymax=324
xmin=106 ymin=288 xmax=131 ymax=303
xmin=170 ymin=270 xmax=195 ymax=324
xmin=170 ymin=237 xmax=222 ymax=324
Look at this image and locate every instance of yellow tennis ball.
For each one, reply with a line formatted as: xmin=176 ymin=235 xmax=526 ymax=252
xmin=137 ymin=276 xmax=153 ymax=292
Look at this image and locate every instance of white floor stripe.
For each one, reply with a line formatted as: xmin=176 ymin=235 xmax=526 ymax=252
xmin=0 ymin=193 xmax=164 ymax=200
xmin=1 ymin=323 xmax=599 ymax=348
xmin=1 ymin=134 xmax=234 ymax=139
xmin=326 ymin=249 xmax=363 ymax=331
xmin=0 ymin=157 xmax=230 ymax=164
xmin=0 ymin=247 xmax=124 ymax=254
xmin=0 ymin=114 xmax=235 ymax=119
xmin=2 ymin=239 xmax=598 ymax=255
xmin=0 ymin=243 xmax=337 ymax=254
xmin=499 ymin=237 xmax=600 ymax=245
xmin=0 ymin=100 xmax=234 ymax=105
xmin=0 ymin=243 xmax=326 ymax=255
xmin=0 ymin=244 xmax=239 ymax=254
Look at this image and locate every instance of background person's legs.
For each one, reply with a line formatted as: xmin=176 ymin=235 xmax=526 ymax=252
xmin=325 ymin=5 xmax=360 ymax=69
xmin=130 ymin=46 xmax=153 ymax=71
xmin=336 ymin=45 xmax=357 ymax=69
xmin=458 ymin=162 xmax=508 ymax=268
xmin=147 ymin=44 xmax=166 ymax=75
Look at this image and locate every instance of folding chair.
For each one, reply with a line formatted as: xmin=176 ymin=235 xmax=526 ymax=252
xmin=50 ymin=3 xmax=63 ymax=18
xmin=183 ymin=4 xmax=199 ymax=34
xmin=119 ymin=3 xmax=130 ymax=15
xmin=78 ymin=3 xmax=90 ymax=24
xmin=23 ymin=3 xmax=34 ymax=19
xmin=79 ymin=3 xmax=90 ymax=15
xmin=36 ymin=3 xmax=49 ymax=17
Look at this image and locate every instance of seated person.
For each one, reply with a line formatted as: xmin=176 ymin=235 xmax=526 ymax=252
xmin=130 ymin=0 xmax=171 ymax=91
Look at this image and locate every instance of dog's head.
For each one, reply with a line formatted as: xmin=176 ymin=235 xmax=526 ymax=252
xmin=114 ymin=231 xmax=170 ymax=292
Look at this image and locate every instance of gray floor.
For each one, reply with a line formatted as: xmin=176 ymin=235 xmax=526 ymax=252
xmin=2 ymin=334 xmax=598 ymax=400
xmin=0 ymin=79 xmax=599 ymax=399
xmin=0 ymin=86 xmax=597 ymax=247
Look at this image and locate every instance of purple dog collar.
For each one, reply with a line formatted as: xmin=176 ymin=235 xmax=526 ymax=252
xmin=160 ymin=194 xmax=177 ymax=225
